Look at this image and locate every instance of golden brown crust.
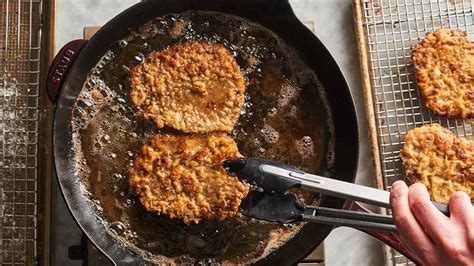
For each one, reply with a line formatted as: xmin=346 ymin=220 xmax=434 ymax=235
xmin=401 ymin=124 xmax=473 ymax=203
xmin=412 ymin=28 xmax=474 ymax=118
xmin=129 ymin=134 xmax=250 ymax=224
xmin=129 ymin=42 xmax=245 ymax=133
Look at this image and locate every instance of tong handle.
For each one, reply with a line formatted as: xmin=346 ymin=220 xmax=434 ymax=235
xmin=302 ymin=171 xmax=451 ymax=216
xmin=305 ymin=205 xmax=394 ymax=224
xmin=302 ymin=205 xmax=396 ymax=232
xmin=260 ymin=164 xmax=451 ymax=216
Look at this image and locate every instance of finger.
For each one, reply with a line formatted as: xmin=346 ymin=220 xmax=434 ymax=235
xmin=408 ymin=183 xmax=449 ymax=240
xmin=390 ymin=181 xmax=435 ymax=256
xmin=448 ymin=191 xmax=474 ymax=227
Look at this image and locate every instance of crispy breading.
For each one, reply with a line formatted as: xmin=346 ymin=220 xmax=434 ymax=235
xmin=401 ymin=124 xmax=474 ymax=203
xmin=129 ymin=134 xmax=250 ymax=224
xmin=412 ymin=28 xmax=474 ymax=118
xmin=129 ymin=42 xmax=245 ymax=133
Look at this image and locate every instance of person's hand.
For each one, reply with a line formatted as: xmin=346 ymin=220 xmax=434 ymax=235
xmin=390 ymin=181 xmax=474 ymax=266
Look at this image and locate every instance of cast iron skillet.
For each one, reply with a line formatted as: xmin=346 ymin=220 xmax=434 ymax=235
xmin=46 ymin=0 xmax=395 ymax=264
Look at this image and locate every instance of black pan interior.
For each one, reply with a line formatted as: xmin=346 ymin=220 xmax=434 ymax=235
xmin=52 ymin=1 xmax=359 ymax=265
xmin=73 ymin=10 xmax=335 ymax=264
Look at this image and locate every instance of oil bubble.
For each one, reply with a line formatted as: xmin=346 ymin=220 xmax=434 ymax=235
xmin=277 ymin=82 xmax=299 ymax=108
xmin=101 ymin=135 xmax=110 ymax=142
xmin=267 ymin=107 xmax=277 ymax=117
xmin=118 ymin=40 xmax=128 ymax=48
xmin=123 ymin=198 xmax=133 ymax=208
xmin=295 ymin=136 xmax=315 ymax=159
xmin=110 ymin=221 xmax=126 ymax=236
xmin=112 ymin=173 xmax=124 ymax=181
xmin=134 ymin=52 xmax=145 ymax=63
xmin=261 ymin=124 xmax=279 ymax=144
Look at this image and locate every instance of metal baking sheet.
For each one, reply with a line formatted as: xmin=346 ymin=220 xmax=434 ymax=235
xmin=353 ymin=0 xmax=473 ymax=264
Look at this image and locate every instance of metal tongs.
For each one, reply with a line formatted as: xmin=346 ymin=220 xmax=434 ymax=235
xmin=224 ymin=157 xmax=450 ymax=232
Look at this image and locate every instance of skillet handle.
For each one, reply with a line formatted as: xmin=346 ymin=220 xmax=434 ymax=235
xmin=344 ymin=201 xmax=422 ymax=265
xmin=46 ymin=39 xmax=88 ymax=103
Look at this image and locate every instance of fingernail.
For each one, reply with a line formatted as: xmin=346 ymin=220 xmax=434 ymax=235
xmin=412 ymin=182 xmax=427 ymax=191
xmin=392 ymin=180 xmax=405 ymax=189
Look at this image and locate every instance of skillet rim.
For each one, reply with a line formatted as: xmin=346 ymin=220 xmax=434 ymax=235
xmin=52 ymin=1 xmax=360 ymax=265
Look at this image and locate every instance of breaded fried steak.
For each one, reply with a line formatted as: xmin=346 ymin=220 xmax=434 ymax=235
xmin=129 ymin=42 xmax=245 ymax=133
xmin=412 ymin=29 xmax=474 ymax=118
xmin=129 ymin=134 xmax=250 ymax=224
xmin=401 ymin=124 xmax=473 ymax=203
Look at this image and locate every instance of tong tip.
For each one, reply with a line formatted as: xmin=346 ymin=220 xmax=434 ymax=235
xmin=223 ymin=157 xmax=247 ymax=176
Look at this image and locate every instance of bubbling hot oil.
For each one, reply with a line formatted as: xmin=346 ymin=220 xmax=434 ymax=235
xmin=71 ymin=11 xmax=334 ymax=264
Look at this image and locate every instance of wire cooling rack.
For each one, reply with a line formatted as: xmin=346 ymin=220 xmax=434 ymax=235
xmin=353 ymin=0 xmax=473 ymax=265
xmin=0 ymin=0 xmax=44 ymax=265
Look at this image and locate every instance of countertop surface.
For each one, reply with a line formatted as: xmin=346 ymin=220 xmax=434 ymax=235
xmin=53 ymin=0 xmax=384 ymax=265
